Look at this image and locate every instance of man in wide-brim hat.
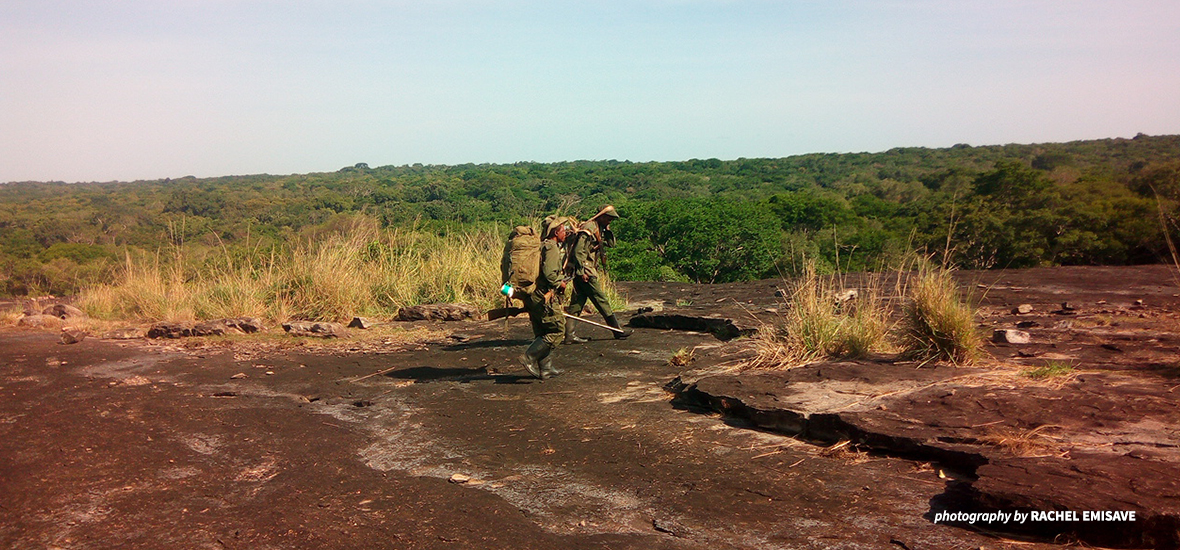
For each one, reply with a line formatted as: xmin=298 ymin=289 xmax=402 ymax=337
xmin=520 ymin=215 xmax=573 ymax=379
xmin=564 ymin=205 xmax=632 ymax=343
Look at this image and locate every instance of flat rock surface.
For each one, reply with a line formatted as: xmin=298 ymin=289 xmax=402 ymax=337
xmin=673 ymin=265 xmax=1180 ymax=548
xmin=2 ymin=265 xmax=1178 ymax=549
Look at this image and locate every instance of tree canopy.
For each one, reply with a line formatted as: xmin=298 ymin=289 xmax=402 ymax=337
xmin=2 ymin=134 xmax=1179 ymax=295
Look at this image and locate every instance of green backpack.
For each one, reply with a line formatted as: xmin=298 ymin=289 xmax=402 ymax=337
xmin=500 ymin=225 xmax=541 ymax=291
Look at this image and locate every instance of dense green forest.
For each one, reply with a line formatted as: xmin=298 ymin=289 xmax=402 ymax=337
xmin=2 ymin=134 xmax=1179 ymax=296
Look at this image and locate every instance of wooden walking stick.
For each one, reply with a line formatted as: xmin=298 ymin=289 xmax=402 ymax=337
xmin=562 ymin=312 xmax=625 ymax=334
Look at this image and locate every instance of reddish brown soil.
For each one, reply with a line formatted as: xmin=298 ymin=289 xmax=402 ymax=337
xmin=2 ymin=265 xmax=1177 ymax=549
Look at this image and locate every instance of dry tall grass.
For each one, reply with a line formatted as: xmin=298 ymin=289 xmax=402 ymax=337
xmin=896 ymin=261 xmax=982 ymax=365
xmin=747 ymin=263 xmax=890 ymax=370
xmin=745 ymin=258 xmax=983 ymax=370
xmin=78 ymin=221 xmax=507 ymax=324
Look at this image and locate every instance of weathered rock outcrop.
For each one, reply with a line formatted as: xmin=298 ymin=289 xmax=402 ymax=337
xmin=149 ymin=321 xmax=218 ymax=338
xmin=348 ymin=316 xmax=378 ymax=329
xmin=17 ymin=314 xmax=63 ymax=329
xmin=42 ymin=303 xmax=87 ymax=320
xmin=967 ymin=455 xmax=1180 ymax=548
xmin=59 ymin=329 xmax=87 ymax=345
xmin=395 ymin=304 xmax=478 ymax=322
xmin=221 ymin=317 xmax=265 ymax=333
xmin=146 ymin=318 xmax=264 ymax=339
xmin=992 ymin=328 xmax=1031 ymax=344
xmin=282 ymin=321 xmax=346 ymax=338
xmin=672 ymin=362 xmax=1180 ymax=549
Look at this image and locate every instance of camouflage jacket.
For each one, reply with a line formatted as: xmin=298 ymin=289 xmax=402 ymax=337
xmin=569 ymin=219 xmax=615 ymax=280
xmin=537 ymin=238 xmax=566 ymax=293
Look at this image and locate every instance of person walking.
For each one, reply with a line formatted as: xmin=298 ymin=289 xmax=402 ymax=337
xmin=520 ymin=216 xmax=573 ymax=379
xmin=564 ymin=205 xmax=632 ymax=344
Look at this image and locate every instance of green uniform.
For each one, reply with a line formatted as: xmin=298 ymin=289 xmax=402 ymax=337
xmin=566 ymin=219 xmax=614 ymax=319
xmin=524 ymin=238 xmax=566 ymax=347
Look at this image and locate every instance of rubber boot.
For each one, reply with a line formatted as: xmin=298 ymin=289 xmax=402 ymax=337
xmin=606 ymin=314 xmax=633 ymax=339
xmin=539 ymin=354 xmax=561 ymax=379
xmin=519 ymin=352 xmax=541 ymax=379
xmin=564 ymin=321 xmax=588 ymax=345
xmin=522 ymin=339 xmax=551 ymax=380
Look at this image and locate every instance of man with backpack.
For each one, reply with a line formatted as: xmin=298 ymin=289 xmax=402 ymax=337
xmin=519 ymin=215 xmax=574 ymax=379
xmin=564 ymin=205 xmax=632 ymax=344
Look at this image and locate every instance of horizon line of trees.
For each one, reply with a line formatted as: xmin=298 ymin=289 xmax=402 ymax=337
xmin=2 ymin=134 xmax=1178 ymax=295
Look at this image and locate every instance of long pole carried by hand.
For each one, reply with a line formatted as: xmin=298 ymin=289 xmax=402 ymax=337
xmin=563 ymin=312 xmax=625 ymax=334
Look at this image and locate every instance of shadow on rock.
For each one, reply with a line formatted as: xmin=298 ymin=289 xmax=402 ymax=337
xmin=382 ymin=365 xmax=535 ymax=385
xmin=441 ymin=338 xmax=532 ymax=351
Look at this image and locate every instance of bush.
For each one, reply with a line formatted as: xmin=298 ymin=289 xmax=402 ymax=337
xmin=615 ymin=198 xmax=780 ymax=283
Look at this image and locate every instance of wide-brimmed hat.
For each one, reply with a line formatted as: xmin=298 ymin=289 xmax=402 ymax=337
xmin=542 ymin=215 xmax=573 ymax=239
xmin=593 ymin=205 xmax=619 ymax=220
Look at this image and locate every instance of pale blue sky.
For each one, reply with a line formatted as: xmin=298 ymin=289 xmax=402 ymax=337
xmin=3 ymin=0 xmax=1178 ymax=182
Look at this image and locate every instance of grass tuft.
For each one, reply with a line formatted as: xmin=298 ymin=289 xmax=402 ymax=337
xmin=668 ymin=347 xmax=695 ymax=367
xmin=746 ymin=263 xmax=890 ymax=370
xmin=896 ymin=261 xmax=982 ymax=365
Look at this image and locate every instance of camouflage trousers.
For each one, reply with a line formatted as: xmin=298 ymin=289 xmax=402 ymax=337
xmin=566 ymin=276 xmax=613 ymax=319
xmin=522 ymin=289 xmax=565 ymax=347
